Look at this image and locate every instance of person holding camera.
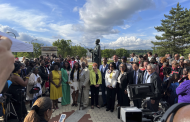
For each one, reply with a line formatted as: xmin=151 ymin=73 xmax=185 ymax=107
xmin=26 ymin=66 xmax=42 ymax=107
xmin=7 ymin=63 xmax=30 ymax=120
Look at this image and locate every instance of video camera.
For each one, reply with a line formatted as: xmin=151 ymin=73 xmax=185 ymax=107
xmin=118 ymin=83 xmax=169 ymax=122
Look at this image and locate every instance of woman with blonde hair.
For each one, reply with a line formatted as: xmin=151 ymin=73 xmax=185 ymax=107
xmin=24 ymin=97 xmax=55 ymax=122
xmin=90 ymin=63 xmax=102 ymax=109
xmin=22 ymin=56 xmax=26 ymax=63
xmin=80 ymin=57 xmax=88 ymax=67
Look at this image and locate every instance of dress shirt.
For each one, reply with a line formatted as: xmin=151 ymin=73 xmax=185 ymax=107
xmin=134 ymin=69 xmax=139 ymax=84
xmin=114 ymin=61 xmax=118 ymax=67
xmin=118 ymin=73 xmax=122 ymax=83
xmin=143 ymin=70 xmax=147 ymax=83
xmin=145 ymin=72 xmax=154 ymax=83
xmin=102 ymin=64 xmax=107 ymax=72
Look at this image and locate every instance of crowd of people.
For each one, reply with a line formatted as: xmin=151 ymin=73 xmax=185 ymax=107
xmin=1 ymin=48 xmax=190 ymax=121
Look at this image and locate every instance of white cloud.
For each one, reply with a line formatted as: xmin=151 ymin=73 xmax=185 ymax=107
xmin=73 ymin=6 xmax=79 ymax=12
xmin=0 ymin=4 xmax=49 ymax=32
xmin=120 ymin=24 xmax=131 ymax=29
xmin=0 ymin=24 xmax=19 ymax=37
xmin=0 ymin=25 xmax=53 ymax=46
xmin=73 ymin=0 xmax=155 ymax=43
xmin=102 ymin=36 xmax=154 ymax=50
xmin=49 ymin=24 xmax=82 ymax=43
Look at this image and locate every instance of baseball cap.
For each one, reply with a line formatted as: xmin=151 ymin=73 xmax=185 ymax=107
xmin=121 ymin=56 xmax=127 ymax=59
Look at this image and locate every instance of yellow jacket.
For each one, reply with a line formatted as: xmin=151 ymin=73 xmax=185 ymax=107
xmin=90 ymin=69 xmax=102 ymax=85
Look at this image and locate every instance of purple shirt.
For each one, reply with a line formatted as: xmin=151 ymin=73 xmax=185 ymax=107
xmin=176 ymin=80 xmax=190 ymax=103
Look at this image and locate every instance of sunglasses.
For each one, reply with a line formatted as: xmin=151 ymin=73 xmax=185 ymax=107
xmin=110 ymin=66 xmax=114 ymax=67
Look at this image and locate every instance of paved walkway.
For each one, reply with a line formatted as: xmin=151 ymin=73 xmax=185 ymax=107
xmin=46 ymin=102 xmax=121 ymax=122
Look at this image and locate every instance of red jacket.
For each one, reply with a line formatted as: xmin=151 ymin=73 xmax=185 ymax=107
xmin=69 ymin=61 xmax=76 ymax=69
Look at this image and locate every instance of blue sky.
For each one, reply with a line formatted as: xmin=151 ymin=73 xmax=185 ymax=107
xmin=0 ymin=0 xmax=190 ymax=50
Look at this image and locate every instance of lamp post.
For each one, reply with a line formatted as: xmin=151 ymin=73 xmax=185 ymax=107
xmin=31 ymin=39 xmax=37 ymax=58
xmin=6 ymin=32 xmax=16 ymax=39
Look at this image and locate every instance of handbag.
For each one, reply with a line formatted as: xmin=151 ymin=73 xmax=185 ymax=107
xmin=29 ymin=86 xmax=40 ymax=94
xmin=29 ymin=76 xmax=40 ymax=94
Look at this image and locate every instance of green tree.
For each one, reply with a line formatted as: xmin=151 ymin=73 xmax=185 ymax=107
xmin=52 ymin=39 xmax=72 ymax=57
xmin=101 ymin=49 xmax=115 ymax=58
xmin=17 ymin=42 xmax=44 ymax=59
xmin=152 ymin=3 xmax=190 ymax=55
xmin=71 ymin=45 xmax=87 ymax=58
xmin=115 ymin=48 xmax=129 ymax=59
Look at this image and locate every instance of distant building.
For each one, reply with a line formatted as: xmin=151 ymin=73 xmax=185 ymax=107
xmin=86 ymin=49 xmax=92 ymax=59
xmin=41 ymin=46 xmax=58 ymax=56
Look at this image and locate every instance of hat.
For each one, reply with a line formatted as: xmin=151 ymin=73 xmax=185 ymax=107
xmin=121 ymin=56 xmax=127 ymax=59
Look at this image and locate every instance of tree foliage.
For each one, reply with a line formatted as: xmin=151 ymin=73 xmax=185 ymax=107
xmin=152 ymin=3 xmax=190 ymax=56
xmin=115 ymin=48 xmax=129 ymax=59
xmin=52 ymin=39 xmax=87 ymax=58
xmin=52 ymin=39 xmax=72 ymax=57
xmin=71 ymin=45 xmax=87 ymax=57
xmin=17 ymin=43 xmax=44 ymax=59
xmin=101 ymin=49 xmax=116 ymax=58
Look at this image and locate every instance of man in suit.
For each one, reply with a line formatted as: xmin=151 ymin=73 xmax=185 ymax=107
xmin=144 ymin=64 xmax=162 ymax=112
xmin=50 ymin=58 xmax=60 ymax=72
xmin=142 ymin=60 xmax=149 ymax=84
xmin=113 ymin=55 xmax=121 ymax=70
xmin=128 ymin=62 xmax=143 ymax=108
xmin=38 ymin=60 xmax=49 ymax=95
xmin=79 ymin=62 xmax=90 ymax=110
xmin=99 ymin=57 xmax=109 ymax=107
xmin=121 ymin=56 xmax=133 ymax=72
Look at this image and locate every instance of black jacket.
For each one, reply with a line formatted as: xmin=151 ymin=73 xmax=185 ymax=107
xmin=118 ymin=71 xmax=129 ymax=91
xmin=149 ymin=72 xmax=162 ymax=100
xmin=38 ymin=66 xmax=48 ymax=81
xmin=128 ymin=69 xmax=143 ymax=85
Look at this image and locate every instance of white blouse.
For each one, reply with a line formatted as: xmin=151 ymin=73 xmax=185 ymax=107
xmin=105 ymin=69 xmax=119 ymax=88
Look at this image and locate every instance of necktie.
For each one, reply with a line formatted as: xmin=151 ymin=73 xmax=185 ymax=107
xmin=134 ymin=71 xmax=136 ymax=84
xmin=145 ymin=75 xmax=150 ymax=83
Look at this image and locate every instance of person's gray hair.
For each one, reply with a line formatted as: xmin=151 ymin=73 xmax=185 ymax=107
xmin=120 ymin=63 xmax=127 ymax=68
xmin=147 ymin=63 xmax=156 ymax=69
xmin=172 ymin=60 xmax=177 ymax=64
xmin=184 ymin=59 xmax=189 ymax=63
xmin=180 ymin=56 xmax=184 ymax=59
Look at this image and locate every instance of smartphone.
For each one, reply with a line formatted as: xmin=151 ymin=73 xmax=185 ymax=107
xmin=59 ymin=114 xmax=66 ymax=122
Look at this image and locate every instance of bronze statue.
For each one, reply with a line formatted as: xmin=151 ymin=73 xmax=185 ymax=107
xmin=88 ymin=39 xmax=101 ymax=67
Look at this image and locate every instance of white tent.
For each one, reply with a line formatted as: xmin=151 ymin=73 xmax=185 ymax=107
xmin=0 ymin=31 xmax=33 ymax=52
